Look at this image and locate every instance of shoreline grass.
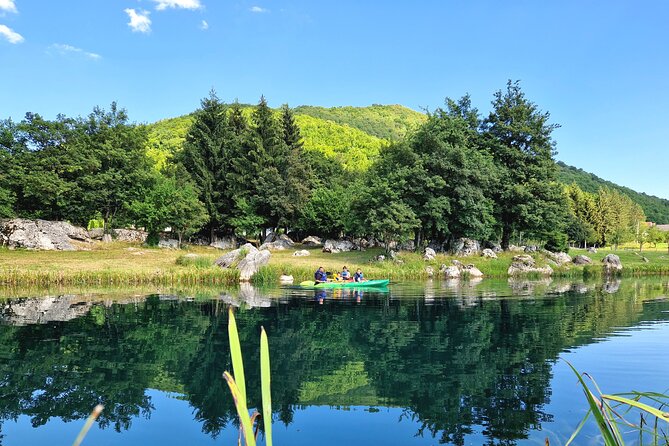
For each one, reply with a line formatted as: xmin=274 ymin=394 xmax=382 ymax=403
xmin=2 ymin=242 xmax=669 ymax=288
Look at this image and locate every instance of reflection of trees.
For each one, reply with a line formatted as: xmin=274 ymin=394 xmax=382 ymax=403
xmin=0 ymin=280 xmax=667 ymax=445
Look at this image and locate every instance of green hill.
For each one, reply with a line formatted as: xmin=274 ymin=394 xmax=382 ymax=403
xmin=557 ymin=162 xmax=669 ymax=224
xmin=294 ymin=104 xmax=427 ymax=140
xmin=146 ymin=105 xmax=669 ymax=223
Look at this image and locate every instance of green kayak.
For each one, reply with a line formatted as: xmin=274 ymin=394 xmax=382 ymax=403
xmin=299 ymin=279 xmax=389 ymax=288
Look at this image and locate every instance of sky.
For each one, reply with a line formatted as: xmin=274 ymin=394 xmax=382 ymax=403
xmin=1 ymin=0 xmax=668 ymax=198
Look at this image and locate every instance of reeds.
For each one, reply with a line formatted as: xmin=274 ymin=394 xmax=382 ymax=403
xmin=224 ymin=308 xmax=273 ymax=446
xmin=564 ymin=361 xmax=669 ymax=446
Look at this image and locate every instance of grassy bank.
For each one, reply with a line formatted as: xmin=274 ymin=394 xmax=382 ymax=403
xmin=2 ymin=241 xmax=669 ymax=287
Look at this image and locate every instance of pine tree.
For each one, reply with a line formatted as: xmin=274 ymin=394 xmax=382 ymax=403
xmin=180 ymin=90 xmax=230 ymax=242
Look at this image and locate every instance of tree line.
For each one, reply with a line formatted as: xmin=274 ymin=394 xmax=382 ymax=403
xmin=0 ymin=81 xmax=656 ymax=251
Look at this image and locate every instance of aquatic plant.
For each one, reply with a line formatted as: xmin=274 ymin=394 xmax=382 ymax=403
xmin=224 ymin=308 xmax=273 ymax=446
xmin=563 ymin=361 xmax=669 ymax=446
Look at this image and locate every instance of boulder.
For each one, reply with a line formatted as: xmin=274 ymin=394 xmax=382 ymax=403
xmin=573 ymin=255 xmax=593 ymax=265
xmin=210 ymin=236 xmax=237 ymax=250
xmin=101 ymin=234 xmax=113 ymax=243
xmin=375 ymin=254 xmax=386 ymax=262
xmin=259 ymin=237 xmax=294 ymax=251
xmin=544 ymin=250 xmax=572 ymax=266
xmin=0 ymin=218 xmax=87 ymax=251
xmin=524 ymin=245 xmax=538 ymax=253
xmin=452 ymin=259 xmax=463 ymax=267
xmin=301 ymin=235 xmax=323 ymax=247
xmin=279 ymin=274 xmax=294 ymax=284
xmin=214 ymin=243 xmax=258 ymax=268
xmin=484 ymin=241 xmax=503 ymax=253
xmin=293 ymin=249 xmax=310 ymax=257
xmin=425 ymin=266 xmax=435 ymax=278
xmin=451 ymin=238 xmax=481 ymax=256
xmin=158 ymin=239 xmax=180 ymax=249
xmin=323 ymin=239 xmax=354 ymax=253
xmin=88 ymin=228 xmax=104 ymax=240
xmin=507 ymin=255 xmax=553 ymax=276
xmin=508 ymin=245 xmax=525 ymax=252
xmin=587 ymin=247 xmax=598 ymax=253
xmin=463 ymin=264 xmax=484 ymax=278
xmin=602 ymin=254 xmax=623 ymax=273
xmin=397 ymin=240 xmax=415 ymax=251
xmin=442 ymin=266 xmax=461 ymax=279
xmin=264 ymin=232 xmax=279 ymax=243
xmin=238 ymin=249 xmax=271 ymax=281
xmin=113 ymin=229 xmax=148 ymax=243
xmin=423 ymin=247 xmax=436 ymax=261
xmin=481 ymin=248 xmax=497 ymax=259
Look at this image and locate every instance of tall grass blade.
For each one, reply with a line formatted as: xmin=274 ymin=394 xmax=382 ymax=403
xmin=565 ymin=360 xmax=620 ymax=445
xmin=228 ymin=308 xmax=247 ymax=403
xmin=603 ymin=395 xmax=669 ymax=422
xmin=260 ymin=326 xmax=273 ymax=446
xmin=72 ymin=404 xmax=103 ymax=446
xmin=223 ymin=372 xmax=256 ymax=446
xmin=564 ymin=408 xmax=592 ymax=446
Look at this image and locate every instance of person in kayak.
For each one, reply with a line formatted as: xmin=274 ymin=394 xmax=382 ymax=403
xmin=340 ymin=266 xmax=351 ymax=281
xmin=353 ymin=268 xmax=365 ymax=282
xmin=314 ymin=266 xmax=328 ymax=284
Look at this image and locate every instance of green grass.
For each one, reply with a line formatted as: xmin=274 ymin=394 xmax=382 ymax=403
xmin=3 ymin=242 xmax=669 ymax=288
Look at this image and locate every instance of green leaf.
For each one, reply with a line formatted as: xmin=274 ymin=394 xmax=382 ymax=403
xmin=223 ymin=372 xmax=256 ymax=446
xmin=260 ymin=326 xmax=273 ymax=446
xmin=228 ymin=308 xmax=246 ymax=403
xmin=603 ymin=394 xmax=669 ymax=422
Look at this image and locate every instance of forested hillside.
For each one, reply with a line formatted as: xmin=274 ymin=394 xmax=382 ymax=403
xmin=557 ymin=162 xmax=669 ymax=224
xmin=294 ymin=104 xmax=427 ymax=140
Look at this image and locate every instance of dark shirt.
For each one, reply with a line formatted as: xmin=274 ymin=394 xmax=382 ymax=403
xmin=353 ymin=272 xmax=364 ymax=282
xmin=314 ymin=270 xmax=327 ymax=282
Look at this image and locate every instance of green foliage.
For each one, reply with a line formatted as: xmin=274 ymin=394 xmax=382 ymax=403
xmin=294 ymin=104 xmax=427 ymax=140
xmin=484 ymin=80 xmax=566 ymax=249
xmin=558 ymin=161 xmax=669 ymax=224
xmin=296 ymin=186 xmax=351 ymax=238
xmin=545 ymin=231 xmax=569 ymax=253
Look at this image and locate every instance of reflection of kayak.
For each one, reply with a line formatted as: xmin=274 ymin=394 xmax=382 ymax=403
xmin=299 ymin=279 xmax=389 ymax=288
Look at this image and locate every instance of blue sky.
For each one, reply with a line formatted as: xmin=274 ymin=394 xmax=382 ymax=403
xmin=1 ymin=1 xmax=668 ymax=199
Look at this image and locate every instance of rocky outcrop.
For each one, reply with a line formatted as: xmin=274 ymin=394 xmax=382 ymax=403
xmin=438 ymin=260 xmax=483 ymax=279
xmin=238 ymin=249 xmax=271 ymax=281
xmin=573 ymin=255 xmax=593 ymax=265
xmin=301 ymin=236 xmax=323 ymax=247
xmin=481 ymin=248 xmax=497 ymax=259
xmin=113 ymin=229 xmax=147 ymax=243
xmin=463 ymin=264 xmax=484 ymax=278
xmin=293 ymin=249 xmax=310 ymax=257
xmin=214 ymin=243 xmax=271 ymax=281
xmin=214 ymin=243 xmax=258 ymax=268
xmin=259 ymin=235 xmax=294 ymax=251
xmin=483 ymin=241 xmax=503 ymax=253
xmin=450 ymin=238 xmax=481 ymax=256
xmin=524 ymin=245 xmax=538 ymax=253
xmin=323 ymin=239 xmax=354 ymax=253
xmin=210 ymin=236 xmax=237 ymax=250
xmin=602 ymin=254 xmax=623 ymax=273
xmin=0 ymin=218 xmax=91 ymax=251
xmin=441 ymin=265 xmax=461 ymax=279
xmin=507 ymin=255 xmax=553 ymax=276
xmin=543 ymin=250 xmax=572 ymax=266
xmin=158 ymin=239 xmax=179 ymax=249
xmin=423 ymin=247 xmax=436 ymax=260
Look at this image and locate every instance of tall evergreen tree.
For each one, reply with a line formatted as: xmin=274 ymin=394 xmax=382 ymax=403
xmin=280 ymin=104 xmax=312 ymax=229
xmin=483 ymin=81 xmax=565 ymax=249
xmin=180 ymin=91 xmax=230 ymax=241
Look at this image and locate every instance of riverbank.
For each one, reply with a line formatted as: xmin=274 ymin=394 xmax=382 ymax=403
xmin=2 ymin=241 xmax=669 ymax=287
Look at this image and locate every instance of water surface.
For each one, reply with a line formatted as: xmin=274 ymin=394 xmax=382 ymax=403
xmin=1 ymin=278 xmax=668 ymax=445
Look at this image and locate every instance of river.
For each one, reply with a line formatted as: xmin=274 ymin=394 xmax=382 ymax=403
xmin=0 ymin=277 xmax=668 ymax=445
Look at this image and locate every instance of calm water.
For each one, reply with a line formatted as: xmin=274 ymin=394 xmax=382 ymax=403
xmin=1 ymin=278 xmax=668 ymax=446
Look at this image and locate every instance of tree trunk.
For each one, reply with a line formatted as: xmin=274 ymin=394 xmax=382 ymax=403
xmin=501 ymin=225 xmax=511 ymax=251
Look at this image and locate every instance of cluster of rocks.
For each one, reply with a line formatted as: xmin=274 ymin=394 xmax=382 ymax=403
xmin=259 ymin=232 xmax=295 ymax=251
xmin=425 ymin=260 xmax=484 ymax=280
xmin=1 ymin=219 xmax=91 ymax=251
xmin=507 ymin=255 xmax=553 ymax=276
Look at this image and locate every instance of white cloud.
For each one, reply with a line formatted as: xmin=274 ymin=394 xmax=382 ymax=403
xmin=50 ymin=43 xmax=101 ymax=60
xmin=0 ymin=0 xmax=17 ymax=14
xmin=200 ymin=19 xmax=208 ymax=30
xmin=0 ymin=24 xmax=23 ymax=43
xmin=153 ymin=0 xmax=202 ymax=10
xmin=250 ymin=6 xmax=269 ymax=13
xmin=124 ymin=8 xmax=151 ymax=33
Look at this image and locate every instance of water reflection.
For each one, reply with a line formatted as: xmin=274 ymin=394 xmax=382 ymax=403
xmin=0 ymin=278 xmax=668 ymax=445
